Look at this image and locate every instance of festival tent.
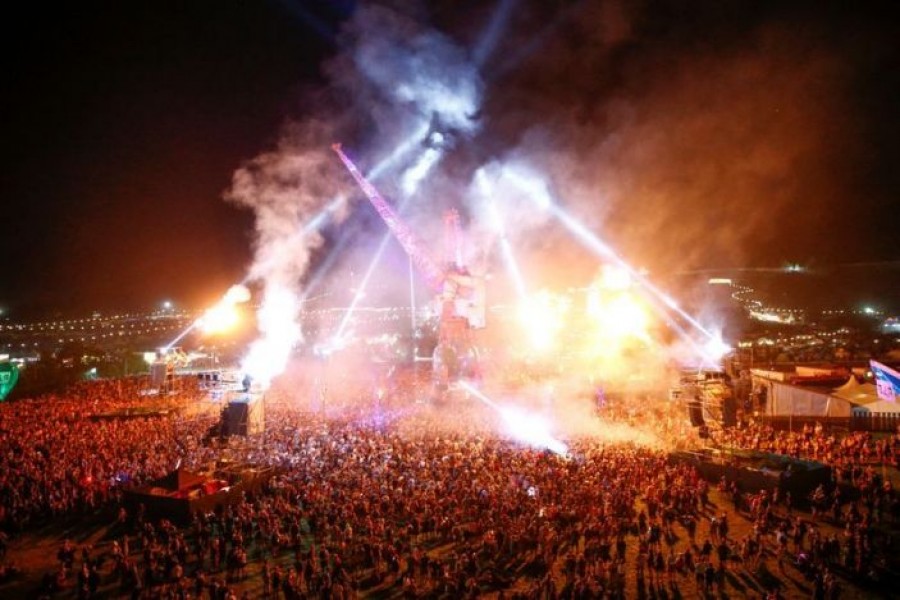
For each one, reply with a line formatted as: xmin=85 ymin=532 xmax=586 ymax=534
xmin=751 ymin=366 xmax=847 ymax=387
xmin=831 ymin=377 xmax=879 ymax=405
xmin=763 ymin=380 xmax=853 ymax=418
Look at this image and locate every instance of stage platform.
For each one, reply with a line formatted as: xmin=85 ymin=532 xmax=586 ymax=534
xmin=124 ymin=464 xmax=274 ymax=524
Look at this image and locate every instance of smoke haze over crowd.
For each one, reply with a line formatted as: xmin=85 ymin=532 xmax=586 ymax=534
xmin=0 ymin=0 xmax=897 ymax=315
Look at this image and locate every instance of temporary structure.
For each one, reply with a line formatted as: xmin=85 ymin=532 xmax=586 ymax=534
xmin=831 ymin=377 xmax=879 ymax=405
xmin=762 ymin=380 xmax=853 ymax=418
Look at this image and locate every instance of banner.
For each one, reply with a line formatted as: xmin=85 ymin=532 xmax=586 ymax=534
xmin=0 ymin=362 xmax=18 ymax=401
xmin=871 ymin=360 xmax=900 ymax=403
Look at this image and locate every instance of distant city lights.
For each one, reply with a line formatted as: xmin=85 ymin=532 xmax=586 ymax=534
xmin=750 ymin=310 xmax=797 ymax=324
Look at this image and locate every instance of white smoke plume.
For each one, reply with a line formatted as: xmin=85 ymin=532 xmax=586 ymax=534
xmin=215 ymin=0 xmax=892 ymax=453
xmin=227 ymin=4 xmax=485 ymax=388
xmin=226 ymin=121 xmax=341 ymax=386
xmin=342 ymin=4 xmax=483 ymax=134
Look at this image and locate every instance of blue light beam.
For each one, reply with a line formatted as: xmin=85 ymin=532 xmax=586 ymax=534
xmin=472 ymin=0 xmax=518 ymax=68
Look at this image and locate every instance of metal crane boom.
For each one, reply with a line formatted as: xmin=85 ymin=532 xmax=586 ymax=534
xmin=332 ymin=143 xmax=445 ymax=291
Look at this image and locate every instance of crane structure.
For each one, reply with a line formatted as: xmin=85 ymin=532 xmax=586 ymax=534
xmin=331 ymin=143 xmax=485 ymax=390
xmin=443 ymin=208 xmax=463 ymax=268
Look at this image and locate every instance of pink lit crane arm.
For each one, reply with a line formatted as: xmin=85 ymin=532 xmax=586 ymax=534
xmin=332 ymin=143 xmax=445 ymax=291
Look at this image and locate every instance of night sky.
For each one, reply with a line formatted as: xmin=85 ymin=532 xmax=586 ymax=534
xmin=1 ymin=0 xmax=898 ymax=317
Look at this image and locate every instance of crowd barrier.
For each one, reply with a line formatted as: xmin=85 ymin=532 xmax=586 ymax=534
xmin=756 ymin=414 xmax=900 ymax=433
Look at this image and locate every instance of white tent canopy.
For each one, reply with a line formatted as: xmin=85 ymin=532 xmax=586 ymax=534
xmin=750 ymin=373 xmax=898 ymax=418
xmin=763 ymin=380 xmax=853 ymax=418
xmin=831 ymin=378 xmax=879 ymax=405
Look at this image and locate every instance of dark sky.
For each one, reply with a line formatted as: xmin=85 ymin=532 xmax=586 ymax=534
xmin=1 ymin=0 xmax=898 ymax=317
xmin=0 ymin=1 xmax=344 ymax=316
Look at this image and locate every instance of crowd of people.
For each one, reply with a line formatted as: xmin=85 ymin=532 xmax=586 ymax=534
xmin=0 ymin=370 xmax=897 ymax=598
xmin=0 ymin=378 xmax=210 ymax=532
xmin=712 ymin=422 xmax=899 ymax=592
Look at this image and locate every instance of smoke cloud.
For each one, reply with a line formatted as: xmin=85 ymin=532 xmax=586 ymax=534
xmin=341 ymin=4 xmax=483 ymax=134
xmin=472 ymin=2 xmax=862 ymax=280
xmin=227 ymin=3 xmax=484 ymax=386
xmin=225 ymin=120 xmax=341 ymax=385
xmin=224 ymin=0 xmax=882 ymax=441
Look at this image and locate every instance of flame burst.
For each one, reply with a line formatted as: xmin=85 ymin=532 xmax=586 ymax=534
xmin=584 ymin=268 xmax=652 ymax=359
xmin=517 ymin=290 xmax=571 ymax=353
xmin=196 ymin=285 xmax=251 ymax=335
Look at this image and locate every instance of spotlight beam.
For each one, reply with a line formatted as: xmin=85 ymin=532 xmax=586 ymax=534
xmin=459 ymin=379 xmax=501 ymax=411
xmin=401 ymin=146 xmax=443 ymax=196
xmin=472 ymin=0 xmax=518 ymax=68
xmin=330 ymin=137 xmax=455 ymax=344
xmin=506 ymin=171 xmax=722 ymax=362
xmin=274 ymin=0 xmax=338 ymax=47
xmin=163 ymin=321 xmax=197 ymax=351
xmin=300 ymin=226 xmax=356 ymax=301
xmin=477 ymin=169 xmax=528 ymax=297
xmin=162 ymin=197 xmax=344 ymax=352
xmin=489 ymin=0 xmax=588 ymax=80
xmin=367 ymin=120 xmax=431 ymax=181
xmin=331 ymin=146 xmax=434 ymax=342
xmin=304 ymin=121 xmax=431 ymax=304
xmin=500 ymin=237 xmax=527 ymax=298
xmin=334 ymin=230 xmax=394 ymax=341
xmin=459 ymin=381 xmax=568 ymax=456
xmin=544 ymin=202 xmax=717 ymax=342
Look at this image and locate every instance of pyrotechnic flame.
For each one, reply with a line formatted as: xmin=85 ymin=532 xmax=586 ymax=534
xmin=518 ymin=290 xmax=570 ymax=352
xmin=599 ymin=265 xmax=632 ymax=291
xmin=241 ymin=284 xmax=300 ymax=388
xmin=197 ymin=305 xmax=239 ymax=335
xmin=223 ymin=284 xmax=251 ymax=304
xmin=585 ymin=277 xmax=652 ymax=358
xmin=196 ymin=284 xmax=251 ymax=335
xmin=588 ymin=293 xmax=650 ymax=340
